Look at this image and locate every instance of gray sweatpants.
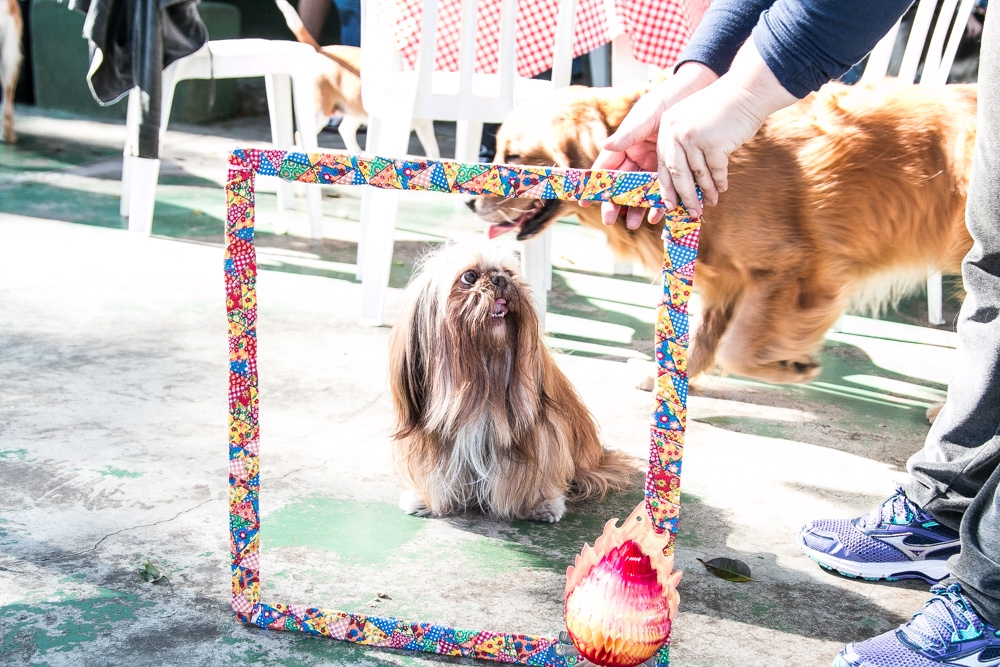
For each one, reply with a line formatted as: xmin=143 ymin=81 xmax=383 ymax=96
xmin=904 ymin=6 xmax=1000 ymax=628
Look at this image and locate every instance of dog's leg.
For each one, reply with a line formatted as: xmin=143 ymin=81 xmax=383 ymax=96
xmin=1 ymin=26 xmax=20 ymax=144
xmin=398 ymin=488 xmax=434 ymax=517
xmin=689 ymin=297 xmax=736 ymax=380
xmin=715 ymin=271 xmax=845 ymax=384
xmin=338 ymin=114 xmax=364 ymax=154
xmin=525 ymin=496 xmax=566 ymax=523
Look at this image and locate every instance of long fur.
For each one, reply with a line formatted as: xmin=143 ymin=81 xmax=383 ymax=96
xmin=474 ymin=82 xmax=977 ymax=384
xmin=273 ymin=0 xmax=439 ymax=158
xmin=388 ymin=244 xmax=636 ymax=522
xmin=0 ymin=0 xmax=22 ymax=144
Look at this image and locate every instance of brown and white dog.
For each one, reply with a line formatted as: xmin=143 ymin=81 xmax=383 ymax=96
xmin=474 ymin=83 xmax=976 ymax=384
xmin=0 ymin=0 xmax=22 ymax=144
xmin=388 ymin=244 xmax=636 ymax=522
xmin=275 ymin=0 xmax=438 ymax=157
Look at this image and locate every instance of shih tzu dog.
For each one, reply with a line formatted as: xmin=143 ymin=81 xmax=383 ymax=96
xmin=388 ymin=244 xmax=636 ymax=522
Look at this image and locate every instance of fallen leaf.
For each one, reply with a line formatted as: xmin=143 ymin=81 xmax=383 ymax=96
xmin=697 ymin=557 xmax=752 ymax=582
xmin=137 ymin=559 xmax=170 ymax=585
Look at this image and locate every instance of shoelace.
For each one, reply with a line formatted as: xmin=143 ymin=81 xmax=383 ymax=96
xmin=899 ymin=584 xmax=985 ymax=652
xmin=858 ymin=488 xmax=914 ymax=529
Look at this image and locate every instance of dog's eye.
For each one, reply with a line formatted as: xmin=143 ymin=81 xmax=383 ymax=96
xmin=460 ymin=270 xmax=479 ymax=286
xmin=504 ymin=153 xmax=521 ymax=162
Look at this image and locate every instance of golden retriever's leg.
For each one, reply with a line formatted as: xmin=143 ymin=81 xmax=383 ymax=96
xmin=1 ymin=41 xmax=17 ymax=144
xmin=715 ymin=272 xmax=845 ymax=384
xmin=689 ymin=298 xmax=736 ymax=380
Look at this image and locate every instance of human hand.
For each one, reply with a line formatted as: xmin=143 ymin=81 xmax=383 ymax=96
xmin=584 ymin=62 xmax=718 ymax=229
xmin=592 ymin=39 xmax=798 ymax=228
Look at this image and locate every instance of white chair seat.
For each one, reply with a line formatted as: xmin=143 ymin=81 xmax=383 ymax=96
xmin=121 ymin=39 xmax=324 ymax=238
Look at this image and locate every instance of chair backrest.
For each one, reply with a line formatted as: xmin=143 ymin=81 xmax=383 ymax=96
xmin=860 ymin=0 xmax=977 ymax=85
xmin=361 ymin=0 xmax=576 ymax=121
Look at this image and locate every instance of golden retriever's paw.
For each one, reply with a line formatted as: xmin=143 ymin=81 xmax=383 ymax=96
xmin=927 ymin=401 xmax=945 ymax=425
xmin=398 ymin=489 xmax=433 ymax=517
xmin=526 ymin=496 xmax=566 ymax=523
xmin=773 ymin=358 xmax=822 ymax=383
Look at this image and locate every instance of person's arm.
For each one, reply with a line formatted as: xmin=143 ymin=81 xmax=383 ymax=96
xmin=754 ymin=0 xmax=914 ymax=98
xmin=594 ymin=0 xmax=914 ymax=224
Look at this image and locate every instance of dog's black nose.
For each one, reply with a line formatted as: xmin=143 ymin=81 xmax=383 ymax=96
xmin=491 ymin=274 xmax=508 ymax=289
xmin=465 ymin=198 xmax=477 ymax=211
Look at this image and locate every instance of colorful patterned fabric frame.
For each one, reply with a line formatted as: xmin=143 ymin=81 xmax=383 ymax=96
xmin=225 ymin=149 xmax=701 ymax=666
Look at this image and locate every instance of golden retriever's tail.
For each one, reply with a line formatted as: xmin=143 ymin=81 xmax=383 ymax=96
xmin=274 ymin=0 xmax=322 ymax=50
xmin=569 ymin=449 xmax=641 ymax=501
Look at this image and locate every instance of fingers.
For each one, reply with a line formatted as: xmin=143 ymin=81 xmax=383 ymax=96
xmin=686 ymin=149 xmax=718 ymax=208
xmin=625 ymin=206 xmax=645 ymax=230
xmin=601 ymin=202 xmax=622 ymax=225
xmin=705 ymin=148 xmax=729 ymax=195
xmin=602 ymin=93 xmax=665 ymax=153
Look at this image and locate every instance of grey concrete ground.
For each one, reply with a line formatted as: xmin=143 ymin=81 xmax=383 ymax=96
xmin=0 ymin=105 xmax=963 ymax=666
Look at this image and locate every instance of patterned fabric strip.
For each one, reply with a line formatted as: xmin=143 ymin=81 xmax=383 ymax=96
xmin=225 ymin=148 xmax=698 ymax=665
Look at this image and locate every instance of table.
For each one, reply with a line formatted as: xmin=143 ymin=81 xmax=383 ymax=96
xmin=378 ymin=0 xmax=711 ymax=79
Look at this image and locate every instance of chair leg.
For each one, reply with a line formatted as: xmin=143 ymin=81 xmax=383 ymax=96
xmin=612 ymin=258 xmax=633 ymax=276
xmin=291 ymin=72 xmax=324 ymax=239
xmin=356 ymin=114 xmax=384 ymax=281
xmin=265 ymin=73 xmax=296 ymax=213
xmin=455 ymin=119 xmax=484 ymax=162
xmin=127 ymin=157 xmax=161 ymax=235
xmin=120 ymin=87 xmax=141 ymax=217
xmin=520 ymin=230 xmax=550 ymax=331
xmin=927 ymin=270 xmax=946 ymax=325
xmin=358 ymin=113 xmax=412 ymax=326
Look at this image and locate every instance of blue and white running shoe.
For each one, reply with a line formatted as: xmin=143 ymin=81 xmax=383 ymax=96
xmin=799 ymin=488 xmax=959 ymax=582
xmin=834 ymin=583 xmax=1000 ymax=667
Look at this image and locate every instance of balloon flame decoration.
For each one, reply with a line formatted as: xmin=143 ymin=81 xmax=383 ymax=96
xmin=564 ymin=503 xmax=681 ymax=667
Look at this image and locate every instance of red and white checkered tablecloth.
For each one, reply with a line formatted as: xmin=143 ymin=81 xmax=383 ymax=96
xmin=377 ymin=0 xmax=710 ymax=79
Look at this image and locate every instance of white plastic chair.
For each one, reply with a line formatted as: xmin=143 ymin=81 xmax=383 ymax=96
xmin=356 ymin=0 xmax=577 ymax=326
xmin=121 ymin=39 xmax=324 ymax=238
xmin=861 ymin=0 xmax=977 ymax=325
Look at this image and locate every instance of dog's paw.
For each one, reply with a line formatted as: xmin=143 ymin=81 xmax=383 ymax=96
xmin=527 ymin=496 xmax=566 ymax=523
xmin=774 ymin=358 xmax=822 ymax=383
xmin=398 ymin=489 xmax=433 ymax=517
xmin=927 ymin=401 xmax=945 ymax=425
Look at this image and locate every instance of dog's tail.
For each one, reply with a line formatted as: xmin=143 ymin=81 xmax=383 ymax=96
xmin=275 ymin=0 xmax=322 ymax=50
xmin=569 ymin=448 xmax=641 ymax=501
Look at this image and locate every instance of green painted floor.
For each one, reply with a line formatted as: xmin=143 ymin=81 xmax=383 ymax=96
xmin=0 ymin=104 xmax=965 ymax=666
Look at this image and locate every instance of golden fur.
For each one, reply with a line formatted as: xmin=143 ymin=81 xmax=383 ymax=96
xmin=474 ymin=83 xmax=977 ymax=383
xmin=274 ymin=0 xmax=438 ymax=157
xmin=389 ymin=244 xmax=635 ymax=522
xmin=1 ymin=0 xmax=22 ymax=144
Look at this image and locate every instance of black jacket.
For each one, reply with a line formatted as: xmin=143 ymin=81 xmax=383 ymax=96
xmin=71 ymin=0 xmax=207 ymax=157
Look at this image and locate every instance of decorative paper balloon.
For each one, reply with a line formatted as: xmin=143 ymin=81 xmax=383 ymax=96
xmin=564 ymin=503 xmax=681 ymax=667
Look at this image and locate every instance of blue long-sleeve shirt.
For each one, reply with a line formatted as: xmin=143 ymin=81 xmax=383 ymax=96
xmin=678 ymin=0 xmax=915 ymax=98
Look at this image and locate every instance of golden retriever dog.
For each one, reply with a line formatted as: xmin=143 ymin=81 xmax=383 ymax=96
xmin=474 ymin=83 xmax=976 ymax=384
xmin=274 ymin=0 xmax=439 ymax=157
xmin=1 ymin=0 xmax=22 ymax=144
xmin=389 ymin=244 xmax=636 ymax=522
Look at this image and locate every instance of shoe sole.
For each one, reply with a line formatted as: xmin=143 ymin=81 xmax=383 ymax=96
xmin=800 ymin=543 xmax=950 ymax=583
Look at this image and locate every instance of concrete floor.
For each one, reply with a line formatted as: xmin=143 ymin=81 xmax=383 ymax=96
xmin=0 ymin=104 xmax=965 ymax=666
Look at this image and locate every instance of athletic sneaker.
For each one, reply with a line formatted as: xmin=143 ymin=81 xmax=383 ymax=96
xmin=834 ymin=583 xmax=1000 ymax=666
xmin=798 ymin=488 xmax=959 ymax=582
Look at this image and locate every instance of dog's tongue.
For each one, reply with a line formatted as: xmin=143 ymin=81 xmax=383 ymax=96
xmin=487 ymin=223 xmax=514 ymax=240
xmin=493 ymin=298 xmax=508 ymax=316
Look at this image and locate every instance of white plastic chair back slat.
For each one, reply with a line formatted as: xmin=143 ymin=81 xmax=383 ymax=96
xmin=357 ymin=0 xmax=578 ymax=326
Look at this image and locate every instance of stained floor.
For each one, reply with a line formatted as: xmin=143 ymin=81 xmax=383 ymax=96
xmin=0 ymin=104 xmax=965 ymax=667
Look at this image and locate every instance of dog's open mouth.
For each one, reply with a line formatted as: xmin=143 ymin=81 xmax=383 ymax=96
xmin=492 ymin=298 xmax=508 ymax=319
xmin=485 ymin=199 xmax=562 ymax=241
